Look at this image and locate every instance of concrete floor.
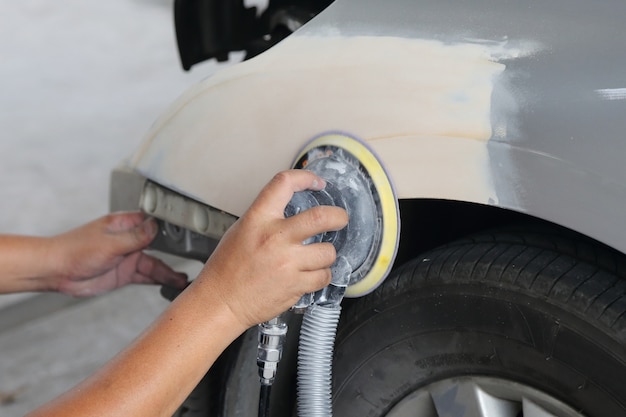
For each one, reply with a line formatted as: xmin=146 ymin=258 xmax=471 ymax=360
xmin=0 ymin=1 xmax=220 ymax=415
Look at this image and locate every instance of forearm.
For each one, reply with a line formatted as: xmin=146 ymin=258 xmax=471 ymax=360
xmin=0 ymin=235 xmax=60 ymax=294
xmin=26 ymin=275 xmax=247 ymax=417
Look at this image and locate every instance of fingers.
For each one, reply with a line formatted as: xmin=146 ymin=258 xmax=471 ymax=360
xmin=295 ymin=269 xmax=333 ymax=295
xmin=113 ymin=252 xmax=188 ymax=288
xmin=251 ymin=171 xmax=348 ymax=243
xmin=134 ymin=253 xmax=188 ymax=288
xmin=295 ymin=242 xmax=337 ymax=271
xmin=252 ymin=170 xmax=326 ymax=217
xmin=285 ymin=205 xmax=349 ymax=243
xmin=105 ymin=215 xmax=159 ymax=255
xmin=104 ymin=211 xmax=147 ymax=232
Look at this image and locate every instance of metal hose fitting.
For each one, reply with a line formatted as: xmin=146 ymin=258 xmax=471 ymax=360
xmin=257 ymin=315 xmax=288 ymax=386
xmin=297 ymin=304 xmax=342 ymax=417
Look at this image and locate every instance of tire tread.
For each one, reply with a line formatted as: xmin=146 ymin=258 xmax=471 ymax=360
xmin=344 ymin=225 xmax=626 ymax=343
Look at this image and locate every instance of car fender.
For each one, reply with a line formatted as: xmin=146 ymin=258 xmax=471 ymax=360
xmin=128 ymin=0 xmax=626 ymax=254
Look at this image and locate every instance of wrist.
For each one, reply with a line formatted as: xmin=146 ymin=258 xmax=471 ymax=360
xmin=40 ymin=235 xmax=69 ymax=292
xmin=165 ymin=278 xmax=250 ymax=361
xmin=188 ymin=269 xmax=251 ymax=335
xmin=22 ymin=236 xmax=66 ymax=292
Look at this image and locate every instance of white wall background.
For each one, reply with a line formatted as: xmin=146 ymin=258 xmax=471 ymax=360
xmin=0 ymin=1 xmax=224 ymax=415
xmin=0 ymin=0 xmax=221 ymax=237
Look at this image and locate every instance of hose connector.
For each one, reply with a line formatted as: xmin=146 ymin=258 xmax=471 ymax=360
xmin=257 ymin=315 xmax=288 ymax=386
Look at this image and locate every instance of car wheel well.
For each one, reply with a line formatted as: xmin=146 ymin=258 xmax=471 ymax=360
xmin=394 ymin=199 xmax=626 ymax=275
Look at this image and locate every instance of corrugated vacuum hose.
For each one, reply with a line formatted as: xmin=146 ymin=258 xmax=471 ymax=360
xmin=297 ymin=304 xmax=342 ymax=417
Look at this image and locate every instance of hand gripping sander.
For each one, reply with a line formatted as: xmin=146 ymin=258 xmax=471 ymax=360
xmin=256 ymin=132 xmax=400 ymax=417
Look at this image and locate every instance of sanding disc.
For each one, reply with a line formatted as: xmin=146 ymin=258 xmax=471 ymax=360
xmin=292 ymin=132 xmax=400 ymax=297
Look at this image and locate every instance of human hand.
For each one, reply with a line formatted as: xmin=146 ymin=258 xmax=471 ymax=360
xmin=195 ymin=170 xmax=349 ymax=329
xmin=50 ymin=212 xmax=188 ymax=297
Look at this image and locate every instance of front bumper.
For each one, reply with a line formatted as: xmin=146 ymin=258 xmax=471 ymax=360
xmin=109 ymin=164 xmax=237 ymax=261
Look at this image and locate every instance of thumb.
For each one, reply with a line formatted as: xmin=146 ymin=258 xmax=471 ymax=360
xmin=108 ymin=217 xmax=159 ymax=254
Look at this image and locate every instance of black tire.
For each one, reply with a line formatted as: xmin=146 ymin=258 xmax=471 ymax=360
xmin=333 ymin=228 xmax=626 ymax=416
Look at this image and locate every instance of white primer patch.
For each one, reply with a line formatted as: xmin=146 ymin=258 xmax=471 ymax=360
xmin=131 ymin=36 xmax=528 ymax=216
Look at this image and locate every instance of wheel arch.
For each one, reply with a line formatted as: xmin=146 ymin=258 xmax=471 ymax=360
xmin=394 ymin=198 xmax=523 ymax=269
xmin=394 ymin=197 xmax=626 ymax=273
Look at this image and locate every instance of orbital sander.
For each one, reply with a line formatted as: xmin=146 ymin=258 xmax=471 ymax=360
xmin=290 ymin=132 xmax=400 ymax=298
xmin=257 ymin=133 xmax=400 ymax=417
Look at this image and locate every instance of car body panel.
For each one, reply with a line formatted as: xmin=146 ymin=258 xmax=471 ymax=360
xmin=125 ymin=0 xmax=626 ymax=253
xmin=130 ymin=36 xmax=522 ymax=209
